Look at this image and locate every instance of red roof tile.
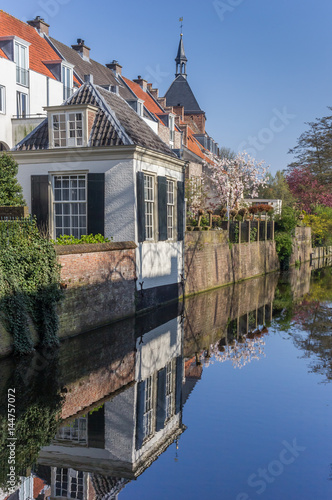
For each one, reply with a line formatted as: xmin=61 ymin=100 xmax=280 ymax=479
xmin=0 ymin=11 xmax=60 ymax=79
xmin=184 ymin=123 xmax=214 ymax=165
xmin=33 ymin=477 xmax=47 ymax=498
xmin=122 ymin=76 xmax=166 ymax=125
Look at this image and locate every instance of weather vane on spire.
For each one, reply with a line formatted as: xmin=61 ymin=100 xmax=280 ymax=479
xmin=179 ymin=17 xmax=183 ymax=35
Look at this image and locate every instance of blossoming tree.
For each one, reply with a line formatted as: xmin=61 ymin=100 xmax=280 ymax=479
xmin=204 ymin=151 xmax=269 ymax=211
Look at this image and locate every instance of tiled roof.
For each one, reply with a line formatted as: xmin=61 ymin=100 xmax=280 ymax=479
xmin=15 ymin=83 xmax=176 ymax=157
xmin=0 ymin=11 xmax=60 ymax=79
xmin=122 ymin=77 xmax=165 ymax=123
xmin=165 ymin=74 xmax=202 ymax=113
xmin=184 ymin=124 xmax=214 ymax=165
xmin=48 ymin=37 xmax=134 ymax=101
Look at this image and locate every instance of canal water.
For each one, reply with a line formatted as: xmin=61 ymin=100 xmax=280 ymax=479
xmin=0 ymin=262 xmax=331 ymax=500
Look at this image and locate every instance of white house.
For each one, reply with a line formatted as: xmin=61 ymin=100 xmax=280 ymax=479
xmin=13 ymin=82 xmax=186 ymax=309
xmin=0 ymin=12 xmax=68 ymax=150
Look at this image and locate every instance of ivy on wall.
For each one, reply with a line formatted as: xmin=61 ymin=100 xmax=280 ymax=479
xmin=0 ymin=218 xmax=62 ymax=354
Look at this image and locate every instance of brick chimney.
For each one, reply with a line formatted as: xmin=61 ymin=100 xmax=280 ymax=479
xmin=133 ymin=76 xmax=147 ymax=92
xmin=106 ymin=60 xmax=122 ymax=76
xmin=27 ymin=16 xmax=50 ymax=36
xmin=71 ymin=39 xmax=90 ymax=61
xmin=148 ymin=86 xmax=159 ymax=100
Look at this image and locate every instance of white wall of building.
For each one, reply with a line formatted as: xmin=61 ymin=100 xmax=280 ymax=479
xmin=134 ymin=157 xmax=184 ymax=289
xmin=0 ymin=57 xmax=16 ymax=148
xmin=0 ymin=56 xmax=63 ymax=148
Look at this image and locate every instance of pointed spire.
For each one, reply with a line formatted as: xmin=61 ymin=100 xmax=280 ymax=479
xmin=175 ymin=34 xmax=187 ymax=78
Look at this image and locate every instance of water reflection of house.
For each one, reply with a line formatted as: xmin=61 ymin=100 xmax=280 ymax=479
xmin=36 ymin=313 xmax=185 ymax=499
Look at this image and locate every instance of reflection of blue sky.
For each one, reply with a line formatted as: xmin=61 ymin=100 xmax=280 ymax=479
xmin=122 ymin=325 xmax=332 ymax=500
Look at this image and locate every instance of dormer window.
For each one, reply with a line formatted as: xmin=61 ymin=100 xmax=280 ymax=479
xmin=62 ymin=65 xmax=73 ymax=100
xmin=169 ymin=114 xmax=175 ymax=144
xmin=137 ymin=99 xmax=144 ymax=117
xmin=46 ymin=104 xmax=98 ymax=148
xmin=52 ymin=112 xmax=83 ymax=147
xmin=15 ymin=41 xmax=29 ymax=86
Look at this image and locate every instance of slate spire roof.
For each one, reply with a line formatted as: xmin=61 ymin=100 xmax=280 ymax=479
xmin=165 ymin=75 xmax=202 ymax=113
xmin=175 ymin=34 xmax=187 ymax=65
xmin=14 ymin=83 xmax=176 ymax=157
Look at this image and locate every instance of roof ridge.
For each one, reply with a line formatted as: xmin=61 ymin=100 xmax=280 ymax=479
xmin=92 ymin=84 xmax=133 ymax=145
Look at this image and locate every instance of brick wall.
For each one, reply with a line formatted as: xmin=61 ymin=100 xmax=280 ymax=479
xmin=0 ymin=206 xmax=29 ymax=217
xmin=185 ymin=231 xmax=280 ymax=295
xmin=56 ymin=242 xmax=137 ymax=337
xmin=0 ymin=242 xmax=137 ymax=357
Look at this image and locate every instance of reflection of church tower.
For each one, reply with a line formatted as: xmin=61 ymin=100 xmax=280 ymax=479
xmin=165 ymin=34 xmax=206 ymax=135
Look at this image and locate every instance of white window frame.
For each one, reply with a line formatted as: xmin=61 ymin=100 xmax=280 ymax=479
xmin=165 ymin=361 xmax=174 ymax=421
xmin=16 ymin=91 xmax=28 ymax=118
xmin=55 ymin=468 xmax=84 ymax=499
xmin=14 ymin=41 xmax=29 ymax=86
xmin=52 ymin=111 xmax=84 ymax=148
xmin=144 ymin=173 xmax=155 ymax=241
xmin=169 ymin=114 xmax=175 ymax=144
xmin=0 ymin=86 xmax=5 ymax=114
xmin=143 ymin=375 xmax=154 ymax=441
xmin=137 ymin=99 xmax=144 ymax=117
xmin=167 ymin=179 xmax=175 ymax=240
xmin=56 ymin=417 xmax=87 ymax=445
xmin=52 ymin=174 xmax=87 ymax=239
xmin=62 ymin=64 xmax=73 ymax=101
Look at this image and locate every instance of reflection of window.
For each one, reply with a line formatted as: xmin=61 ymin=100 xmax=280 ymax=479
xmin=53 ymin=174 xmax=87 ymax=238
xmin=62 ymin=66 xmax=72 ymax=100
xmin=15 ymin=41 xmax=28 ymax=86
xmin=16 ymin=91 xmax=28 ymax=118
xmin=144 ymin=174 xmax=155 ymax=240
xmin=167 ymin=180 xmax=174 ymax=240
xmin=0 ymin=86 xmax=5 ymax=113
xmin=165 ymin=361 xmax=174 ymax=420
xmin=55 ymin=468 xmax=84 ymax=499
xmin=143 ymin=376 xmax=153 ymax=440
xmin=56 ymin=417 xmax=87 ymax=444
xmin=52 ymin=112 xmax=83 ymax=148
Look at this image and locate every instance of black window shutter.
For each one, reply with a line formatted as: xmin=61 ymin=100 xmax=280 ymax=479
xmin=175 ymin=356 xmax=183 ymax=414
xmin=177 ymin=180 xmax=185 ymax=241
xmin=137 ymin=171 xmax=145 ymax=242
xmin=136 ymin=380 xmax=146 ymax=449
xmin=156 ymin=367 xmax=166 ymax=432
xmin=158 ymin=176 xmax=167 ymax=241
xmin=31 ymin=175 xmax=49 ymax=231
xmin=87 ymin=173 xmax=105 ymax=235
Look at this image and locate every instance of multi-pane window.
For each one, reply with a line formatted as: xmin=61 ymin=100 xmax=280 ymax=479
xmin=16 ymin=91 xmax=28 ymax=118
xmin=144 ymin=174 xmax=154 ymax=240
xmin=52 ymin=112 xmax=83 ymax=147
xmin=165 ymin=361 xmax=174 ymax=421
xmin=0 ymin=86 xmax=5 ymax=113
xmin=53 ymin=174 xmax=87 ymax=238
xmin=167 ymin=180 xmax=174 ymax=239
xmin=15 ymin=42 xmax=28 ymax=86
xmin=143 ymin=376 xmax=153 ymax=440
xmin=62 ymin=66 xmax=72 ymax=100
xmin=55 ymin=468 xmax=84 ymax=499
xmin=56 ymin=418 xmax=87 ymax=445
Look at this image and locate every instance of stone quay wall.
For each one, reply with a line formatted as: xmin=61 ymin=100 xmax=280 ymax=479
xmin=184 ymin=227 xmax=313 ymax=296
xmin=56 ymin=241 xmax=137 ymax=338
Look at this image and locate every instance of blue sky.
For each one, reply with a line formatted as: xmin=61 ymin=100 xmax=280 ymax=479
xmin=3 ymin=0 xmax=332 ymax=174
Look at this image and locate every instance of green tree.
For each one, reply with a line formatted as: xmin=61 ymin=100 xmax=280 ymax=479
xmin=0 ymin=153 xmax=25 ymax=206
xmin=257 ymin=170 xmax=294 ymax=207
xmin=287 ymin=110 xmax=332 ymax=185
